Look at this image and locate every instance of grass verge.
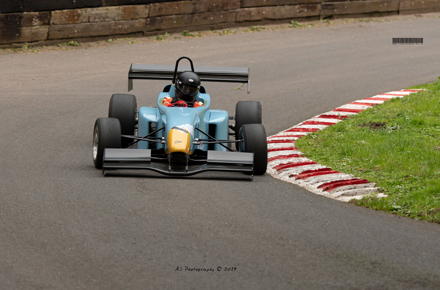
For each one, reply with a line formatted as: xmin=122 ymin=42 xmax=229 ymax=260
xmin=295 ymin=79 xmax=440 ymax=223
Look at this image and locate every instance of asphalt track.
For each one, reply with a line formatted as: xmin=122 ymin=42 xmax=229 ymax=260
xmin=1 ymin=14 xmax=440 ymax=289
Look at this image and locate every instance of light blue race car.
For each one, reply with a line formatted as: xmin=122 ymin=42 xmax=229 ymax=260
xmin=92 ymin=57 xmax=267 ymax=177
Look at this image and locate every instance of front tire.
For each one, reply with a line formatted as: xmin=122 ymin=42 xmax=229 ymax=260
xmin=108 ymin=93 xmax=137 ymax=148
xmin=239 ymin=124 xmax=267 ymax=175
xmin=93 ymin=118 xmax=121 ymax=169
xmin=235 ymin=101 xmax=262 ymax=148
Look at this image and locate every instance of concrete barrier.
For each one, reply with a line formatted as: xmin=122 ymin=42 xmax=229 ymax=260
xmin=1 ymin=0 xmax=438 ymax=46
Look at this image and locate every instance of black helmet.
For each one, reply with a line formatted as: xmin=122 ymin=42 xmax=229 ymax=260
xmin=175 ymin=71 xmax=200 ymax=102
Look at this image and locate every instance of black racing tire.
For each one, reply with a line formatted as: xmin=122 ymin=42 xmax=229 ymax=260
xmin=93 ymin=118 xmax=121 ymax=169
xmin=239 ymin=124 xmax=267 ymax=175
xmin=108 ymin=93 xmax=137 ymax=148
xmin=235 ymin=101 xmax=262 ymax=148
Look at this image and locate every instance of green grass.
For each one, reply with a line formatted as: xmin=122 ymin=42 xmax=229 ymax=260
xmin=244 ymin=26 xmax=266 ymax=32
xmin=218 ymin=29 xmax=236 ymax=36
xmin=289 ymin=21 xmax=304 ymax=28
xmin=320 ymin=19 xmax=333 ymax=25
xmin=67 ymin=40 xmax=80 ymax=46
xmin=56 ymin=40 xmax=82 ymax=47
xmin=152 ymin=32 xmax=170 ymax=41
xmin=182 ymin=30 xmax=195 ymax=37
xmin=295 ymin=79 xmax=440 ymax=223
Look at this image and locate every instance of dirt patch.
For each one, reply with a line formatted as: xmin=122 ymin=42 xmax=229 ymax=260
xmin=359 ymin=122 xmax=388 ymax=129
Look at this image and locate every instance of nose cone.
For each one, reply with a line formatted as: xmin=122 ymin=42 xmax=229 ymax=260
xmin=166 ymin=127 xmax=192 ymax=154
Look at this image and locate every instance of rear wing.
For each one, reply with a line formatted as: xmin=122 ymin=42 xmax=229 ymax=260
xmin=128 ymin=64 xmax=250 ymax=93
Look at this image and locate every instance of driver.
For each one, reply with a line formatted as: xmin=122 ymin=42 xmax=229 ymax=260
xmin=163 ymin=71 xmax=203 ymax=108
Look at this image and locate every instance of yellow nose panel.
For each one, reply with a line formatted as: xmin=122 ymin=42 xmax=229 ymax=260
xmin=166 ymin=128 xmax=192 ymax=154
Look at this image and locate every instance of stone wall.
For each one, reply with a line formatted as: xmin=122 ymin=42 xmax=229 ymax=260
xmin=1 ymin=0 xmax=439 ymax=45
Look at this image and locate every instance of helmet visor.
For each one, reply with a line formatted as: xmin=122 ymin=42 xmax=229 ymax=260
xmin=177 ymin=83 xmax=199 ymax=98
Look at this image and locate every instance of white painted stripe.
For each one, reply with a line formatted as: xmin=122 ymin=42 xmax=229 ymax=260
xmin=273 ymin=165 xmax=329 ymax=179
xmin=337 ymin=104 xmax=370 ymax=110
xmin=287 ymin=165 xmax=331 ymax=178
xmin=373 ymin=94 xmax=404 ymax=98
xmin=279 ymin=131 xmax=309 ymax=136
xmin=268 ymin=150 xmax=302 ymax=158
xmin=354 ymin=99 xmax=385 ymax=104
xmin=308 ymin=118 xmax=342 ymax=123
xmin=338 ymin=195 xmax=367 ymax=202
xmin=323 ymin=111 xmax=357 ymax=116
xmin=268 ymin=145 xmax=296 ymax=151
xmin=295 ymin=124 xmax=329 ymax=130
xmin=331 ymin=187 xmax=378 ymax=198
xmin=368 ymin=95 xmax=393 ymax=99
xmin=268 ymin=134 xmax=300 ymax=138
xmin=268 ymin=136 xmax=301 ymax=141
xmin=307 ymin=174 xmax=355 ymax=186
xmin=268 ymin=149 xmax=298 ymax=154
xmin=385 ymin=91 xmax=412 ymax=95
xmin=299 ymin=173 xmax=352 ymax=185
xmin=329 ymin=183 xmax=376 ymax=194
xmin=270 ymin=132 xmax=307 ymax=136
xmin=268 ymin=157 xmax=313 ymax=168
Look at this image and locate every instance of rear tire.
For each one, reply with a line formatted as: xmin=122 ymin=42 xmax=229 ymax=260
xmin=235 ymin=101 xmax=262 ymax=149
xmin=93 ymin=118 xmax=121 ymax=169
xmin=108 ymin=94 xmax=137 ymax=148
xmin=239 ymin=124 xmax=267 ymax=175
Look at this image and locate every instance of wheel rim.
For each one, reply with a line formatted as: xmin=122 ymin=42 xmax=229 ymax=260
xmin=239 ymin=130 xmax=245 ymax=152
xmin=93 ymin=125 xmax=99 ymax=161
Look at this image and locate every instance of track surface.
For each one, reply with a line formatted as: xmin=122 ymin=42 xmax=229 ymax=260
xmin=1 ymin=15 xmax=440 ymax=289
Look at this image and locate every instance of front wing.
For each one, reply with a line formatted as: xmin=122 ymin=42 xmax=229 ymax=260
xmin=102 ymin=149 xmax=254 ymax=176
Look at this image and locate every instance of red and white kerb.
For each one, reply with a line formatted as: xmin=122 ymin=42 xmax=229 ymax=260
xmin=266 ymin=89 xmax=423 ymax=202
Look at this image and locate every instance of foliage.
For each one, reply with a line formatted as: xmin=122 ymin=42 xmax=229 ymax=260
xmin=67 ymin=41 xmax=80 ymax=46
xmin=182 ymin=30 xmax=195 ymax=37
xmin=289 ymin=21 xmax=304 ymax=28
xmin=244 ymin=26 xmax=266 ymax=32
xmin=153 ymin=32 xmax=170 ymax=41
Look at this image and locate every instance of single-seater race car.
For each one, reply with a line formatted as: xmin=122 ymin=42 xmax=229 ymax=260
xmin=92 ymin=56 xmax=267 ymax=177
